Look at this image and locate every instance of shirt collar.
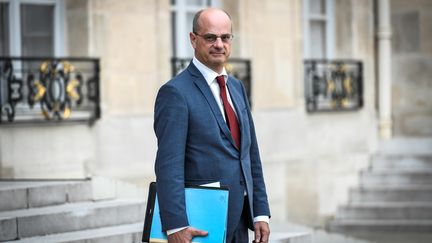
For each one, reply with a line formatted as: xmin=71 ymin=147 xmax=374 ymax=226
xmin=192 ymin=57 xmax=228 ymax=86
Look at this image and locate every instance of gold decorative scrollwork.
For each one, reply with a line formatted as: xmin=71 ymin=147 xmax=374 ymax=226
xmin=30 ymin=61 xmax=83 ymax=120
xmin=66 ymin=79 xmax=81 ymax=101
xmin=1 ymin=57 xmax=99 ymax=124
xmin=326 ymin=64 xmax=355 ymax=109
xmin=305 ymin=59 xmax=362 ymax=112
xmin=33 ymin=80 xmax=46 ymax=101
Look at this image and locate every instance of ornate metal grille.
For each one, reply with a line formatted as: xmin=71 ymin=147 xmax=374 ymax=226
xmin=0 ymin=57 xmax=100 ymax=124
xmin=304 ymin=59 xmax=363 ymax=112
xmin=171 ymin=58 xmax=252 ymax=107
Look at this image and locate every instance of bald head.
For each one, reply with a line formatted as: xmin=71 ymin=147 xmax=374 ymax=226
xmin=189 ymin=8 xmax=233 ymax=73
xmin=192 ymin=8 xmax=232 ymax=34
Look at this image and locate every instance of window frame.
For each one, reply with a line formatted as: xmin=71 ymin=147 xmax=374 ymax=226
xmin=171 ymin=0 xmax=220 ymax=58
xmin=302 ymin=0 xmax=334 ymax=59
xmin=1 ymin=0 xmax=66 ymax=57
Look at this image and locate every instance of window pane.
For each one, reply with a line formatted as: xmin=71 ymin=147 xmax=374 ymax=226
xmin=186 ymin=0 xmax=205 ymax=6
xmin=171 ymin=0 xmax=213 ymax=58
xmin=20 ymin=4 xmax=54 ymax=57
xmin=171 ymin=12 xmax=177 ymax=57
xmin=310 ymin=21 xmax=326 ymax=58
xmin=187 ymin=12 xmax=195 ymax=32
xmin=184 ymin=12 xmax=195 ymax=57
xmin=0 ymin=3 xmax=9 ymax=55
xmin=309 ymin=0 xmax=326 ymax=14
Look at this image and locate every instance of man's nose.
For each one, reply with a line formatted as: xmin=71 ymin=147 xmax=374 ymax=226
xmin=213 ymin=37 xmax=224 ymax=48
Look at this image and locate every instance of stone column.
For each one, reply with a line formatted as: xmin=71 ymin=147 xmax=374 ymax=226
xmin=377 ymin=0 xmax=393 ymax=139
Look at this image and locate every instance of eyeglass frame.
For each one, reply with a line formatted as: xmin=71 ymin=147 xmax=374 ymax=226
xmin=193 ymin=32 xmax=234 ymax=44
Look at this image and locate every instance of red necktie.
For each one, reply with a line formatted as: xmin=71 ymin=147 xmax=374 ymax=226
xmin=216 ymin=76 xmax=241 ymax=149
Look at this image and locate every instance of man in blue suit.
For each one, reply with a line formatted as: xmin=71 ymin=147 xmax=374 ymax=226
xmin=154 ymin=8 xmax=271 ymax=243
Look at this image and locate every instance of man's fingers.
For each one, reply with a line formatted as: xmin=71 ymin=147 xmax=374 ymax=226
xmin=190 ymin=227 xmax=208 ymax=236
xmin=167 ymin=227 xmax=207 ymax=243
xmin=254 ymin=221 xmax=270 ymax=243
xmin=254 ymin=232 xmax=261 ymax=243
xmin=261 ymin=232 xmax=269 ymax=243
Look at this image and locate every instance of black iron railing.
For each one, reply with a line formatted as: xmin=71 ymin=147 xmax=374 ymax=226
xmin=304 ymin=59 xmax=363 ymax=112
xmin=0 ymin=57 xmax=100 ymax=124
xmin=171 ymin=57 xmax=252 ymax=107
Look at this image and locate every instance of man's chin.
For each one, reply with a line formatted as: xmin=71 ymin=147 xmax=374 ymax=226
xmin=209 ymin=56 xmax=227 ymax=64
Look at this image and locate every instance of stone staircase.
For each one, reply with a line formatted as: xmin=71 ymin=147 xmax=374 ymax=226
xmin=328 ymin=138 xmax=432 ymax=232
xmin=0 ymin=178 xmax=146 ymax=242
xmin=0 ymin=178 xmax=312 ymax=243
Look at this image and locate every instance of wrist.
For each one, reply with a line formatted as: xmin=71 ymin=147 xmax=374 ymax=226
xmin=167 ymin=226 xmax=189 ymax=235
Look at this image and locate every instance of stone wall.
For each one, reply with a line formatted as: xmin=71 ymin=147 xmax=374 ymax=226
xmin=0 ymin=0 xmax=170 ymax=183
xmin=391 ymin=0 xmax=432 ymax=136
xmin=83 ymin=0 xmax=170 ymax=184
xmin=233 ymin=0 xmax=303 ymax=109
xmin=234 ymin=0 xmax=377 ymax=225
xmin=0 ymin=0 xmax=380 ymax=227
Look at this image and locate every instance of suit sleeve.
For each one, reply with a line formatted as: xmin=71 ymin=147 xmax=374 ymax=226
xmin=240 ymin=82 xmax=271 ymax=218
xmin=154 ymin=84 xmax=189 ymax=231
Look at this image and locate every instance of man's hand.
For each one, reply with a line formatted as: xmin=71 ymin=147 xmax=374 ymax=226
xmin=167 ymin=227 xmax=208 ymax=243
xmin=253 ymin=221 xmax=270 ymax=243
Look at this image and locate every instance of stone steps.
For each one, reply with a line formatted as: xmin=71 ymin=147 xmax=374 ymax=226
xmin=328 ymin=219 xmax=432 ymax=232
xmin=377 ymin=137 xmax=432 ymax=155
xmin=0 ymin=179 xmax=146 ymax=242
xmin=349 ymin=186 xmax=432 ymax=203
xmin=329 ymin=138 xmax=432 ymax=233
xmin=0 ymin=179 xmax=312 ymax=242
xmin=0 ymin=180 xmax=94 ymax=211
xmin=360 ymin=170 xmax=432 ymax=186
xmin=336 ymin=202 xmax=432 ymax=220
xmin=370 ymin=155 xmax=432 ymax=170
xmin=0 ymin=199 xmax=145 ymax=241
xmin=2 ymin=223 xmax=143 ymax=243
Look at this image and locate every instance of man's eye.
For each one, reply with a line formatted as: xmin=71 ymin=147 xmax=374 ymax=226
xmin=204 ymin=35 xmax=216 ymax=41
xmin=221 ymin=35 xmax=230 ymax=41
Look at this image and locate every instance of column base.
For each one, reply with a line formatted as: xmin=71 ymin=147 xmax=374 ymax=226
xmin=379 ymin=118 xmax=393 ymax=139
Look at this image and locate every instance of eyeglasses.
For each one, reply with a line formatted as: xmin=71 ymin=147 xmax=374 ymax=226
xmin=193 ymin=32 xmax=234 ymax=43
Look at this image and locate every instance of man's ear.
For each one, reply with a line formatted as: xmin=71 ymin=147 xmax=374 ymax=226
xmin=189 ymin=32 xmax=197 ymax=48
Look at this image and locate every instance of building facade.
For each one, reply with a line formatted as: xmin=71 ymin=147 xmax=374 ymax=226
xmin=0 ymin=0 xmax=431 ymax=226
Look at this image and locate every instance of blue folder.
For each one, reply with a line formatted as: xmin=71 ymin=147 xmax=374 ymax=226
xmin=142 ymin=182 xmax=229 ymax=243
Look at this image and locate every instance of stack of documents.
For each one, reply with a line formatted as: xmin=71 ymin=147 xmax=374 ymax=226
xmin=142 ymin=182 xmax=229 ymax=243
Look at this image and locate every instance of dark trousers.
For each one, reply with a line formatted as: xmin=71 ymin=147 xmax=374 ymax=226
xmin=230 ymin=198 xmax=250 ymax=243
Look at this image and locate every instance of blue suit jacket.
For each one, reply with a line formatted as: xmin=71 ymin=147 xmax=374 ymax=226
xmin=154 ymin=62 xmax=270 ymax=240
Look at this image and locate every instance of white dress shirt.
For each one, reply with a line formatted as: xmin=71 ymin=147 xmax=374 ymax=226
xmin=192 ymin=57 xmax=237 ymax=121
xmin=167 ymin=57 xmax=269 ymax=235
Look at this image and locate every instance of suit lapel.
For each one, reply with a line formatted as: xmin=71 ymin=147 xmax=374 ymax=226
xmin=188 ymin=64 xmax=237 ymax=148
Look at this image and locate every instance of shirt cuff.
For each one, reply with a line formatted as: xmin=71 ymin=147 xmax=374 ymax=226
xmin=167 ymin=226 xmax=188 ymax=235
xmin=253 ymin=215 xmax=270 ymax=224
